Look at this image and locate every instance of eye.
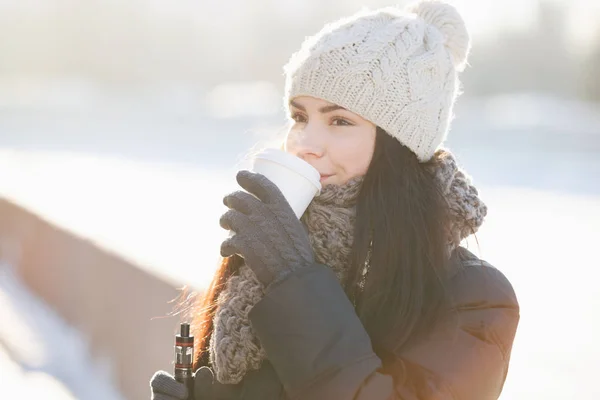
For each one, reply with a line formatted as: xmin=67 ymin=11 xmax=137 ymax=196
xmin=290 ymin=112 xmax=307 ymax=123
xmin=332 ymin=117 xmax=353 ymax=126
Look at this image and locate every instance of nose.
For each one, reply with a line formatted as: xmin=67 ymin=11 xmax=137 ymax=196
xmin=287 ymin=124 xmax=325 ymax=162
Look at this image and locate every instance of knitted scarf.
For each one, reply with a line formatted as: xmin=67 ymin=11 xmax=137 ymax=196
xmin=208 ymin=149 xmax=486 ymax=384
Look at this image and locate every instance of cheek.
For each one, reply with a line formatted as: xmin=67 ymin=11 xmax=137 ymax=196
xmin=350 ymin=144 xmax=373 ymax=175
xmin=333 ymin=132 xmax=375 ymax=177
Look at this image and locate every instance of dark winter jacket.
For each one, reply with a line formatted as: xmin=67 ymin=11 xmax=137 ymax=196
xmin=212 ymin=246 xmax=520 ymax=400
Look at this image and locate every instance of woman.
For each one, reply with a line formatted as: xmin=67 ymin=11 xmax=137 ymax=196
xmin=151 ymin=1 xmax=520 ymax=399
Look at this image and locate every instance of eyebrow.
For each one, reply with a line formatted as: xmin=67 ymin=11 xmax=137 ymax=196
xmin=290 ymin=100 xmax=347 ymax=114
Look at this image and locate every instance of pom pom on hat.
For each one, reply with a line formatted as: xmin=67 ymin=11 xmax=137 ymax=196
xmin=408 ymin=0 xmax=471 ymax=71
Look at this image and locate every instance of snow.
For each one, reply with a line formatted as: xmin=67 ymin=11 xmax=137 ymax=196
xmin=0 ymin=93 xmax=598 ymax=398
xmin=0 ymin=262 xmax=125 ymax=399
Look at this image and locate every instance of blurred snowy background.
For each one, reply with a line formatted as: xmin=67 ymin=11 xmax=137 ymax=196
xmin=0 ymin=0 xmax=599 ymax=399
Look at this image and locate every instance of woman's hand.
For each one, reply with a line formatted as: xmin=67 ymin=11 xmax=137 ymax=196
xmin=150 ymin=371 xmax=189 ymax=400
xmin=150 ymin=368 xmax=244 ymax=400
xmin=219 ymin=170 xmax=314 ymax=288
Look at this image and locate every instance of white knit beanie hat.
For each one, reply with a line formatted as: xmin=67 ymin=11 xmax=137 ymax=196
xmin=284 ymin=0 xmax=471 ymax=162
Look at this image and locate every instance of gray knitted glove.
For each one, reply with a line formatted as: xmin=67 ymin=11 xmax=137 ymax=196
xmin=219 ymin=170 xmax=315 ymax=287
xmin=150 ymin=371 xmax=188 ymax=400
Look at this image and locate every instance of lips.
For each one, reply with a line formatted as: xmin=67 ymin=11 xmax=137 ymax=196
xmin=320 ymin=174 xmax=333 ymax=182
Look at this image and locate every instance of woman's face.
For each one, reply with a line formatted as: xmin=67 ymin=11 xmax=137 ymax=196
xmin=284 ymin=96 xmax=377 ymax=186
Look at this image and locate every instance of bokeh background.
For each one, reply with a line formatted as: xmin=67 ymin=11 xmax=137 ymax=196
xmin=0 ymin=0 xmax=599 ymax=398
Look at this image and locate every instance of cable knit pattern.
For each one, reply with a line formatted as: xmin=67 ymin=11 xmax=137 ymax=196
xmin=301 ymin=176 xmax=363 ymax=282
xmin=209 ymin=264 xmax=266 ymax=384
xmin=427 ymin=149 xmax=488 ymax=249
xmin=284 ymin=0 xmax=471 ymax=162
xmin=210 ymin=150 xmax=486 ymax=384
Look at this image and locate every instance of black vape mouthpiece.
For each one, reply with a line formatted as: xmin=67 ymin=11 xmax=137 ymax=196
xmin=180 ymin=323 xmax=190 ymax=337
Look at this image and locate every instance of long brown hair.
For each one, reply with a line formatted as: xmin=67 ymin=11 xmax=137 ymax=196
xmin=187 ymin=126 xmax=451 ymax=369
xmin=345 ymin=128 xmax=450 ymax=355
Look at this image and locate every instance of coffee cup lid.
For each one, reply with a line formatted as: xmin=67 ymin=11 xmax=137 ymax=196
xmin=254 ymin=148 xmax=321 ymax=191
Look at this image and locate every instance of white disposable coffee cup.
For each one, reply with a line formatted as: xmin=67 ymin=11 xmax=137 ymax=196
xmin=251 ymin=148 xmax=321 ymax=218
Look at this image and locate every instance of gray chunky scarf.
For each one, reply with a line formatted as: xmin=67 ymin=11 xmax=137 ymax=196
xmin=209 ymin=149 xmax=487 ymax=384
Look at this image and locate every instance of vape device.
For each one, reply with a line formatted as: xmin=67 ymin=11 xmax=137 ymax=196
xmin=174 ymin=323 xmax=194 ymax=398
